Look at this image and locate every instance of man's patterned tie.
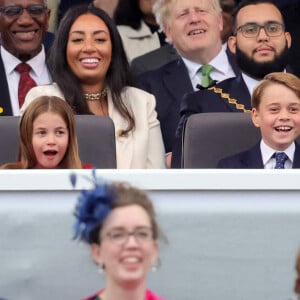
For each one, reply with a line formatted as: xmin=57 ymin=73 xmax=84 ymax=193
xmin=16 ymin=63 xmax=37 ymax=108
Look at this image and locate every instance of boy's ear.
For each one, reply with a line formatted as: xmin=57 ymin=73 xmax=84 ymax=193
xmin=251 ymin=108 xmax=261 ymax=128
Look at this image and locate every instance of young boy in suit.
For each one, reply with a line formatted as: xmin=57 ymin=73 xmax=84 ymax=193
xmin=218 ymin=72 xmax=300 ymax=169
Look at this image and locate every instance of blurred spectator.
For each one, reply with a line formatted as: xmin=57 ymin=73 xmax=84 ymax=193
xmin=288 ymin=245 xmax=300 ymax=299
xmin=295 ymin=246 xmax=300 ymax=297
xmin=47 ymin=0 xmax=59 ymax=32
xmin=57 ymin=0 xmax=88 ymax=24
xmin=220 ymin=0 xmax=235 ymax=43
xmin=114 ymin=0 xmax=167 ymax=62
xmin=58 ymin=0 xmax=118 ymax=25
xmin=277 ymin=0 xmax=300 ymax=77
xmin=93 ymin=0 xmax=119 ymax=18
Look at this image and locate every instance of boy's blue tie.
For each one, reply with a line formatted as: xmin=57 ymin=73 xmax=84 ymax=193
xmin=274 ymin=152 xmax=288 ymax=169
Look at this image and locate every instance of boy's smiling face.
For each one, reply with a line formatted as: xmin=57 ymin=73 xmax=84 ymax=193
xmin=252 ymin=83 xmax=300 ymax=151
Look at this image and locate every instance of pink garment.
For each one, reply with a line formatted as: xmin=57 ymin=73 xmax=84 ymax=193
xmin=83 ymin=289 xmax=166 ymax=300
xmin=146 ymin=289 xmax=166 ymax=300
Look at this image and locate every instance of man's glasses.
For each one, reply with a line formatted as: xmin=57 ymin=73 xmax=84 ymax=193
xmin=236 ymin=21 xmax=285 ymax=38
xmin=103 ymin=227 xmax=153 ymax=245
xmin=0 ymin=5 xmax=47 ymax=18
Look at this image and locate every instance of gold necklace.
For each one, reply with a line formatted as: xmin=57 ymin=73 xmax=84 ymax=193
xmin=83 ymin=88 xmax=107 ymax=101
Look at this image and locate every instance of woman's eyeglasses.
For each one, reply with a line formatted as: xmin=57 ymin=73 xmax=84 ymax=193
xmin=103 ymin=227 xmax=153 ymax=245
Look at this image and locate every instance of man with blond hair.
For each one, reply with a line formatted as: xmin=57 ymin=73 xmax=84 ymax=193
xmin=131 ymin=0 xmax=236 ymax=76
xmin=138 ymin=0 xmax=239 ymax=165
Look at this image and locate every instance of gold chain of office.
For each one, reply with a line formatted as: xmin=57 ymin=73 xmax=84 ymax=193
xmin=208 ymin=86 xmax=252 ymax=113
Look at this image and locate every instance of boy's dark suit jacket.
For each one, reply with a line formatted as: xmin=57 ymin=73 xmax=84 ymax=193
xmin=217 ymin=142 xmax=300 ymax=168
xmin=0 ymin=31 xmax=54 ymax=116
xmin=138 ymin=47 xmax=240 ymax=153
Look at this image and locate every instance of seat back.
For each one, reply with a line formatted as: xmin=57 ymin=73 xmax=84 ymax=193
xmin=0 ymin=116 xmax=19 ymax=165
xmin=75 ymin=115 xmax=116 ymax=168
xmin=0 ymin=115 xmax=116 ymax=168
xmin=182 ymin=112 xmax=261 ymax=168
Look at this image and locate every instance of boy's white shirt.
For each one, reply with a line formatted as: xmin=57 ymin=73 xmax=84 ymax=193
xmin=260 ymin=139 xmax=294 ymax=169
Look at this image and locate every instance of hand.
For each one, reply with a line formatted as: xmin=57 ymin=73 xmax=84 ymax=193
xmin=165 ymin=152 xmax=172 ymax=169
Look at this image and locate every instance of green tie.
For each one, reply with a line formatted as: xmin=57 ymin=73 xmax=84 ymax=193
xmin=200 ymin=64 xmax=213 ymax=88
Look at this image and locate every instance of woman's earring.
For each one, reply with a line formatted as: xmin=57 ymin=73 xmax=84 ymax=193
xmin=151 ymin=257 xmax=161 ymax=272
xmin=97 ymin=263 xmax=105 ymax=275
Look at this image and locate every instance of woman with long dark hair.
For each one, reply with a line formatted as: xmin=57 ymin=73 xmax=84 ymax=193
xmin=24 ymin=4 xmax=166 ymax=169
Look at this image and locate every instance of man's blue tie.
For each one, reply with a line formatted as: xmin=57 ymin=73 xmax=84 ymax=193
xmin=274 ymin=152 xmax=288 ymax=169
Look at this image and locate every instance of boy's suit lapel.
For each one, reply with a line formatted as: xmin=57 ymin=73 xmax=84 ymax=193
xmin=241 ymin=143 xmax=264 ymax=168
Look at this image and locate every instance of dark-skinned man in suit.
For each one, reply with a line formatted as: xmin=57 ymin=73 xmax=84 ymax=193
xmin=0 ymin=0 xmax=53 ymax=116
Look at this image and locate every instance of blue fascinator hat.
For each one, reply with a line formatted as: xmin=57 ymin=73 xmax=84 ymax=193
xmin=71 ymin=170 xmax=115 ymax=244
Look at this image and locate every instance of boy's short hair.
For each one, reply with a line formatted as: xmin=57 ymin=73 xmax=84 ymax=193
xmin=251 ymin=72 xmax=300 ymax=109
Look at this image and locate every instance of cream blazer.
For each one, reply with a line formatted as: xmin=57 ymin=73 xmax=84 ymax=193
xmin=23 ymin=83 xmax=166 ymax=169
xmin=117 ymin=21 xmax=161 ymax=62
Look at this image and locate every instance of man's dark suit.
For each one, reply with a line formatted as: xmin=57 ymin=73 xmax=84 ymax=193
xmin=138 ymin=48 xmax=240 ymax=153
xmin=217 ymin=142 xmax=300 ymax=168
xmin=0 ymin=31 xmax=54 ymax=116
xmin=131 ymin=44 xmax=179 ymax=76
xmin=138 ymin=58 xmax=194 ymax=153
xmin=181 ymin=74 xmax=252 ymax=116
